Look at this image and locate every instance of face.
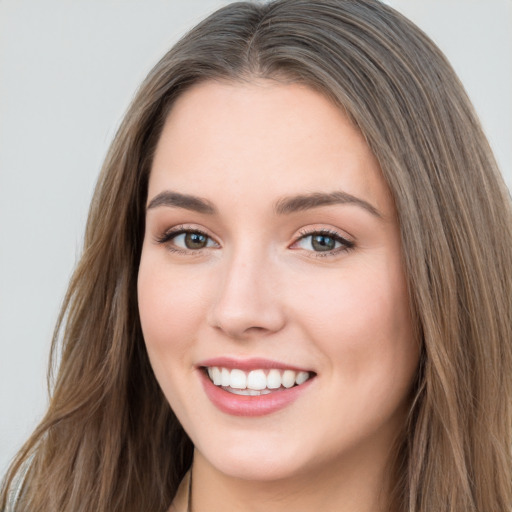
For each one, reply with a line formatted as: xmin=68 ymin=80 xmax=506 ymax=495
xmin=138 ymin=80 xmax=419 ymax=483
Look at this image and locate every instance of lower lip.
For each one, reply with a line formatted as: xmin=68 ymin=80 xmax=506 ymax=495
xmin=199 ymin=370 xmax=314 ymax=417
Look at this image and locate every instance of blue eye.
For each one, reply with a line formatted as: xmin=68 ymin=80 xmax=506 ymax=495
xmin=294 ymin=231 xmax=354 ymax=253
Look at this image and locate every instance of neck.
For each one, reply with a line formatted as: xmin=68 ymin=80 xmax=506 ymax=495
xmin=189 ymin=444 xmax=397 ymax=512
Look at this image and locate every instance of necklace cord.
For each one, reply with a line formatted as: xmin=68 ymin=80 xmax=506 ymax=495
xmin=187 ymin=463 xmax=193 ymax=512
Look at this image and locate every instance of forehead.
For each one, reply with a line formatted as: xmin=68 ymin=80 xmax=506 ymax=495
xmin=148 ymin=79 xmax=394 ymax=217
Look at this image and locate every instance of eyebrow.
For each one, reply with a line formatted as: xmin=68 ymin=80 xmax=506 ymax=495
xmin=146 ymin=189 xmax=382 ymax=218
xmin=274 ymin=191 xmax=382 ymax=218
xmin=147 ymin=191 xmax=216 ymax=214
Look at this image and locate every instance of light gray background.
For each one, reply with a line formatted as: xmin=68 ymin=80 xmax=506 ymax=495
xmin=1 ymin=0 xmax=511 ymax=474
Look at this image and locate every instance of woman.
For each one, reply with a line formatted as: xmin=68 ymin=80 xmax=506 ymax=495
xmin=2 ymin=0 xmax=511 ymax=511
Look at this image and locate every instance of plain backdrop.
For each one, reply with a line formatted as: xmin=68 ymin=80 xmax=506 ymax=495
xmin=1 ymin=0 xmax=511 ymax=474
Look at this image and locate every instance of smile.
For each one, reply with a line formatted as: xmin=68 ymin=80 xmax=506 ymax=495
xmin=198 ymin=358 xmax=316 ymax=416
xmin=205 ymin=367 xmax=312 ymax=395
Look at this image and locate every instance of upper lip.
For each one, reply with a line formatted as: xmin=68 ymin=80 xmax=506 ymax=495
xmin=197 ymin=357 xmax=313 ymax=373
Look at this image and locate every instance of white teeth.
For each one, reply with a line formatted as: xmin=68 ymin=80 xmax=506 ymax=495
xmin=247 ymin=370 xmax=267 ymax=390
xmin=282 ymin=370 xmax=296 ymax=388
xmin=206 ymin=366 xmax=312 ymax=391
xmin=296 ymin=371 xmax=309 ymax=385
xmin=211 ymin=367 xmax=222 ymax=385
xmin=230 ymin=369 xmax=247 ymax=389
xmin=229 ymin=388 xmax=272 ymax=396
xmin=221 ymin=368 xmax=230 ymax=387
xmin=267 ymin=369 xmax=282 ymax=389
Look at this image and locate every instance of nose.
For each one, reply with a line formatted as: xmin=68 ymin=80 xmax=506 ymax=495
xmin=207 ymin=249 xmax=286 ymax=340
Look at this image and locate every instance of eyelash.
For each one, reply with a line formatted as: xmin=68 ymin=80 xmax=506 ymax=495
xmin=155 ymin=226 xmax=355 ymax=257
xmin=294 ymin=228 xmax=355 ymax=257
xmin=154 ymin=226 xmax=216 ymax=255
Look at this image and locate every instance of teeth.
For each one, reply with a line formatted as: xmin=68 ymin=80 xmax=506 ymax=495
xmin=282 ymin=370 xmax=296 ymax=388
xmin=247 ymin=370 xmax=267 ymax=390
xmin=206 ymin=366 xmax=312 ymax=391
xmin=221 ymin=368 xmax=230 ymax=387
xmin=229 ymin=388 xmax=272 ymax=396
xmin=267 ymin=369 xmax=282 ymax=389
xmin=210 ymin=367 xmax=222 ymax=385
xmin=230 ymin=369 xmax=247 ymax=389
xmin=296 ymin=371 xmax=309 ymax=385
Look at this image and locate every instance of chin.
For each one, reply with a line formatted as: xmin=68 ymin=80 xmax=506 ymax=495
xmin=195 ymin=434 xmax=317 ymax=482
xmin=211 ymin=456 xmax=306 ymax=482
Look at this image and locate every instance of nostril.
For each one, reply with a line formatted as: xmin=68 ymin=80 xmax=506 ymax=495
xmin=206 ymin=271 xmax=287 ymax=338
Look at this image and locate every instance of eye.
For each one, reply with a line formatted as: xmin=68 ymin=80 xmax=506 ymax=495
xmin=292 ymin=230 xmax=354 ymax=254
xmin=156 ymin=228 xmax=219 ymax=252
xmin=173 ymin=231 xmax=215 ymax=250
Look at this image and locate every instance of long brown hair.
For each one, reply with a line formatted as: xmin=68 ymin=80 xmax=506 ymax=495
xmin=2 ymin=1 xmax=511 ymax=510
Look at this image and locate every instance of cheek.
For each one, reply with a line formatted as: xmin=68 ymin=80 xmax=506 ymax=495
xmin=137 ymin=255 xmax=214 ymax=400
xmin=137 ymin=253 xmax=215 ymax=419
xmin=293 ymin=258 xmax=416 ymax=386
xmin=296 ymin=262 xmax=418 ymax=439
xmin=138 ymin=256 xmax=206 ymax=348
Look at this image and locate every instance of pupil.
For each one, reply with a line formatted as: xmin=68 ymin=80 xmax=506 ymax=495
xmin=312 ymin=235 xmax=335 ymax=251
xmin=185 ymin=232 xmax=207 ymax=249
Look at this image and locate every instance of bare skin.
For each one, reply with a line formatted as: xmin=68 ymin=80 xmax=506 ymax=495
xmin=138 ymin=79 xmax=419 ymax=512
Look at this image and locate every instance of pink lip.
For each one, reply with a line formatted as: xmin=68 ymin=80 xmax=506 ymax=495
xmin=197 ymin=360 xmax=315 ymax=417
xmin=198 ymin=356 xmax=311 ymax=372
